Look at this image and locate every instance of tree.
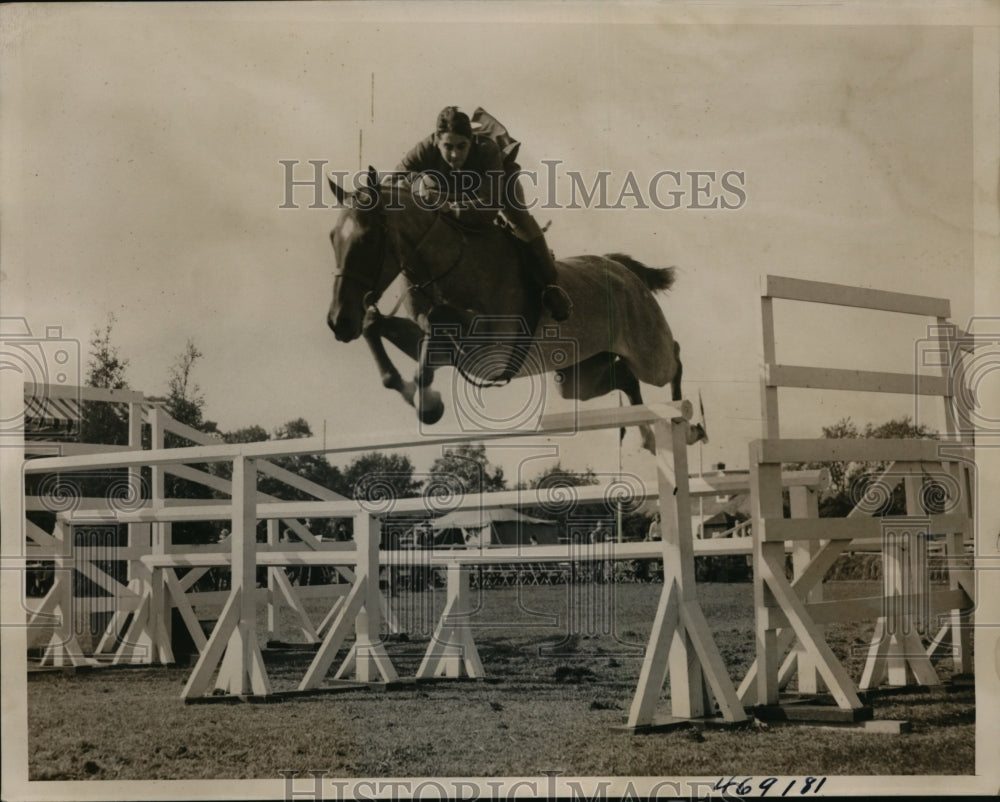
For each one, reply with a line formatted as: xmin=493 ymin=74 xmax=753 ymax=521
xmin=217 ymin=419 xmax=346 ymax=537
xmin=343 ymin=452 xmax=424 ymax=501
xmin=268 ymin=418 xmax=345 ymax=506
xmin=79 ymin=314 xmax=131 ymax=446
xmin=160 ymin=340 xmax=218 ymax=543
xmin=86 ymin=314 xmax=130 ymax=390
xmin=165 ymin=339 xmax=208 ymax=432
xmin=428 ymin=443 xmax=506 ymax=496
xmin=516 ymin=461 xmax=602 ymax=538
xmin=517 ymin=461 xmax=599 ymax=490
xmin=224 ymin=424 xmax=270 ymax=444
xmin=802 ymin=416 xmax=938 ymax=517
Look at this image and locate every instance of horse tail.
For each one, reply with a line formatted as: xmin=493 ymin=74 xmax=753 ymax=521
xmin=604 ymin=253 xmax=676 ymax=293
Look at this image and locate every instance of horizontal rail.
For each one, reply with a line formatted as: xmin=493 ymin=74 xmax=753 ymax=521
xmin=24 ymin=384 xmax=148 ymax=404
xmin=24 ymin=443 xmax=137 ymax=457
xmin=144 ymin=550 xmax=359 ymax=568
xmin=173 ymin=585 xmax=350 ymax=608
xmin=24 ymin=402 xmax=692 ymax=474
xmin=765 ymin=365 xmax=949 ymax=397
xmin=135 ymin=539 xmax=764 ymax=569
xmin=32 ymin=468 xmax=829 ymax=529
xmin=762 ymin=588 xmax=973 ymax=630
xmin=752 ymin=438 xmax=971 ymax=465
xmin=762 ymin=275 xmax=951 ymax=318
xmin=759 ymin=514 xmax=972 ymax=543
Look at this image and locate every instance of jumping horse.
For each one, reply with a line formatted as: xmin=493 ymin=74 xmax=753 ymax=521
xmin=326 ymin=167 xmax=705 ymax=451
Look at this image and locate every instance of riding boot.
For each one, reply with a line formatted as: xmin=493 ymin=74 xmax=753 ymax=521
xmin=526 ymin=234 xmax=572 ymax=322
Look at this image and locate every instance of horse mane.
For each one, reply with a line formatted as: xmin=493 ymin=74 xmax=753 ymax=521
xmin=604 ymin=253 xmax=676 ymax=293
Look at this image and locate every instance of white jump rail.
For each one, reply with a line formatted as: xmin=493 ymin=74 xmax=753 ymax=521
xmin=748 ymin=275 xmax=975 ymax=721
xmin=26 ymin=401 xmax=722 ymax=711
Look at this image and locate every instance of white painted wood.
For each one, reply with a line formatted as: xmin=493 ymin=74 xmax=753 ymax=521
xmin=626 ymin=419 xmax=746 ymax=726
xmin=270 ymin=567 xmax=320 ymax=643
xmin=678 ymin=600 xmax=747 ymax=721
xmin=789 ymin=485 xmax=823 ymax=694
xmin=350 ymin=513 xmax=396 ymax=683
xmin=298 ymin=579 xmax=366 ymax=690
xmin=25 ymin=402 xmax=693 ymax=474
xmin=766 ymin=364 xmax=948 ymax=396
xmin=760 ymin=294 xmax=780 ymax=438
xmin=266 ymin=520 xmax=279 ymax=639
xmin=37 ymin=384 xmax=147 ymax=403
xmin=164 ymin=570 xmax=208 ymax=652
xmin=657 ymin=420 xmax=702 ymax=719
xmin=23 ymin=442 xmax=136 ymax=456
xmin=758 ymin=589 xmax=971 ymax=629
xmin=947 ymin=532 xmax=973 ymax=672
xmin=417 ymin=565 xmax=483 ymax=679
xmin=256 ymin=460 xmax=348 ymax=501
xmin=755 ymin=437 xmax=969 ymax=464
xmin=763 ymin=274 xmax=951 ymax=317
xmin=627 ymin=580 xmax=680 ymax=728
xmin=226 ymin=457 xmax=271 ymax=695
xmin=751 ymin=458 xmax=784 ymax=706
xmin=760 ymin=514 xmax=971 ymax=543
xmin=182 ymin=589 xmax=243 ymax=699
xmin=759 ymin=566 xmax=864 ymax=709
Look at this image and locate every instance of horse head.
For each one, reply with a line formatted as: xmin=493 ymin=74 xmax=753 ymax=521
xmin=326 ymin=166 xmax=399 ymax=342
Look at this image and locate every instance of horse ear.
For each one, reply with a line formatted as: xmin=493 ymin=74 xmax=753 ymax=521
xmin=328 ymin=175 xmax=347 ymax=206
xmin=366 ymin=165 xmax=378 ymax=189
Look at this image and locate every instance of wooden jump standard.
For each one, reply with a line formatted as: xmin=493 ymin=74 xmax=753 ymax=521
xmin=747 ymin=276 xmax=975 ymax=724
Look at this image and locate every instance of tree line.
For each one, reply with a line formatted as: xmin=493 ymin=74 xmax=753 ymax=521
xmin=34 ymin=315 xmax=939 ymax=545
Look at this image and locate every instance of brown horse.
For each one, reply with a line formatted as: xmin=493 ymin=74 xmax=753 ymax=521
xmin=326 ymin=167 xmax=704 ymax=451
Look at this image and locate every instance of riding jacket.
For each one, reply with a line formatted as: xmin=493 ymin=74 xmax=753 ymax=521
xmin=394 ymin=134 xmax=508 ymax=222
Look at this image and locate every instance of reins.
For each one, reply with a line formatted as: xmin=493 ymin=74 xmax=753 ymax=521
xmin=354 ymin=196 xmax=528 ymax=390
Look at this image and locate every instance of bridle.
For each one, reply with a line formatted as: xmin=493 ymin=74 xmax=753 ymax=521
xmin=333 ymin=205 xmax=391 ymax=311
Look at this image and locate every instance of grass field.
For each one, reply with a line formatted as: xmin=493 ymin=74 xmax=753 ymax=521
xmin=26 ymin=580 xmax=974 ymax=780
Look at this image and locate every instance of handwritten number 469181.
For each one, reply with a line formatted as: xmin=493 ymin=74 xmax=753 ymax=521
xmin=714 ymin=776 xmax=828 ymax=796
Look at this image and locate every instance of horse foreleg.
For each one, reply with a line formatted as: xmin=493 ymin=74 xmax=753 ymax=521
xmin=374 ymin=311 xmax=445 ymax=424
xmin=413 ymin=338 xmax=444 ymax=425
xmin=362 ymin=310 xmax=419 ymax=410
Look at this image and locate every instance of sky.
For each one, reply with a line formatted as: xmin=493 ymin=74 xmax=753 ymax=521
xmin=1 ymin=3 xmax=993 ymax=487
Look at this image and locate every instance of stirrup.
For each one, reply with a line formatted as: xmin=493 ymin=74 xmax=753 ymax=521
xmin=542 ymin=285 xmax=572 ymax=322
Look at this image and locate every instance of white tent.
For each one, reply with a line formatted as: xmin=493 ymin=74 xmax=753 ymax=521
xmin=429 ymin=508 xmax=558 ymax=548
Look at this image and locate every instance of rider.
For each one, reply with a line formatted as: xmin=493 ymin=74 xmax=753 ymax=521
xmin=392 ymin=106 xmax=572 ymax=322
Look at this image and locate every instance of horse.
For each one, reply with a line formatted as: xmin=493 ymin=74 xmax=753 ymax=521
xmin=325 ymin=167 xmax=705 ymax=452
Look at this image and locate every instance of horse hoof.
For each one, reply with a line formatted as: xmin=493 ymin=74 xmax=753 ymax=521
xmin=687 ymin=424 xmax=709 ymax=446
xmin=418 ymin=398 xmax=445 ymax=425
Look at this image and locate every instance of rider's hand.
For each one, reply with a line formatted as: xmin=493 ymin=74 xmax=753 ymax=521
xmin=414 ymin=173 xmax=442 ymax=205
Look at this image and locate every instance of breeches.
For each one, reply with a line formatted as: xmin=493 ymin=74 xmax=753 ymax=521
xmin=501 ymin=175 xmax=544 ymax=241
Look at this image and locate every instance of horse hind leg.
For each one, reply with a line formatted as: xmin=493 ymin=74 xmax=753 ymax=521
xmin=615 ymin=363 xmax=657 ymax=454
xmin=560 ymin=353 xmax=656 ymax=453
xmin=668 ymin=341 xmax=708 ymax=446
